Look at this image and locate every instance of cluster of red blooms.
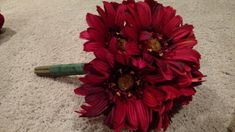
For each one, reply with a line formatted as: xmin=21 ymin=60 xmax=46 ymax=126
xmin=75 ymin=0 xmax=205 ymax=131
xmin=0 ymin=13 xmax=4 ymax=30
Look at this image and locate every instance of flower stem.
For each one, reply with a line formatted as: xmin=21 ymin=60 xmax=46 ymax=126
xmin=34 ymin=63 xmax=86 ymax=77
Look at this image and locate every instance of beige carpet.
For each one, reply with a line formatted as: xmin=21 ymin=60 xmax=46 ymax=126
xmin=0 ymin=0 xmax=234 ymax=132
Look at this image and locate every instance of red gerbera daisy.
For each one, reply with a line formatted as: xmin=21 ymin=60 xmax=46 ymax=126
xmin=75 ymin=48 xmax=203 ymax=132
xmin=75 ymin=0 xmax=205 ymax=131
xmin=0 ymin=13 xmax=4 ymax=30
xmin=80 ymin=1 xmax=127 ymax=52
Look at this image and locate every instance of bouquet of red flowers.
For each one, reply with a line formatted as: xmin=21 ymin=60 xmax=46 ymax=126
xmin=75 ymin=0 xmax=205 ymax=131
xmin=35 ymin=0 xmax=205 ymax=131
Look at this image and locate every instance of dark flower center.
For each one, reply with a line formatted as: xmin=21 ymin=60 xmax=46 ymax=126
xmin=117 ymin=38 xmax=127 ymax=50
xmin=147 ymin=38 xmax=161 ymax=52
xmin=107 ymin=68 xmax=144 ymax=100
xmin=118 ymin=74 xmax=134 ymax=91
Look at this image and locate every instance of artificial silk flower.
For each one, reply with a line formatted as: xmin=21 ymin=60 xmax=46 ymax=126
xmin=75 ymin=0 xmax=205 ymax=131
xmin=0 ymin=13 xmax=4 ymax=30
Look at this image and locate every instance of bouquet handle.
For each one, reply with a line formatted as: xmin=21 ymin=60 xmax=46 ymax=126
xmin=34 ymin=63 xmax=86 ymax=77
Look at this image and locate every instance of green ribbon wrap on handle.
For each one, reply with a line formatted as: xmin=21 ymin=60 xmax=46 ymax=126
xmin=34 ymin=63 xmax=86 ymax=77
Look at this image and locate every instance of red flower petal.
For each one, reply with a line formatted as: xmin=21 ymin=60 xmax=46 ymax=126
xmin=113 ymin=99 xmax=126 ymax=129
xmin=168 ymin=24 xmax=194 ymax=41
xmin=125 ymin=41 xmax=140 ymax=55
xmin=145 ymin=0 xmax=160 ymax=11
xmin=108 ymin=37 xmax=119 ymax=53
xmin=80 ymin=94 xmax=108 ymax=117
xmin=84 ymin=59 xmax=111 ymax=76
xmin=83 ymin=41 xmax=104 ymax=52
xmin=79 ymin=73 xmax=109 ymax=84
xmin=94 ymin=48 xmax=115 ymax=67
xmin=87 ymin=28 xmax=105 ymax=42
xmin=115 ymin=53 xmax=130 ymax=65
xmin=143 ymin=52 xmax=154 ymax=63
xmin=115 ymin=5 xmax=126 ymax=27
xmin=155 ymin=59 xmax=174 ymax=80
xmin=121 ymin=26 xmax=137 ymax=41
xmin=126 ymin=5 xmax=141 ymax=29
xmin=167 ymin=62 xmax=187 ymax=76
xmin=86 ymin=13 xmax=105 ymax=32
xmin=157 ymin=112 xmax=163 ymax=130
xmin=132 ymin=58 xmax=147 ymax=69
xmin=143 ymin=86 xmax=165 ymax=108
xmin=135 ymin=100 xmax=149 ymax=132
xmin=136 ymin=2 xmax=152 ymax=27
xmin=173 ymin=38 xmax=197 ymax=49
xmin=161 ymin=6 xmax=176 ymax=26
xmin=145 ymin=74 xmax=166 ymax=84
xmin=169 ymin=49 xmax=201 ymax=65
xmin=139 ymin=31 xmax=152 ymax=41
xmin=163 ymin=15 xmax=182 ymax=35
xmin=104 ymin=108 xmax=115 ymax=128
xmin=103 ymin=1 xmax=116 ymax=17
xmin=90 ymin=59 xmax=111 ymax=74
xmin=96 ymin=5 xmax=106 ymax=20
xmin=126 ymin=100 xmax=138 ymax=130
xmin=152 ymin=5 xmax=164 ymax=31
xmin=160 ymin=85 xmax=180 ymax=100
xmin=180 ymin=87 xmax=196 ymax=96
xmin=74 ymin=85 xmax=104 ymax=96
xmin=103 ymin=1 xmax=116 ymax=26
xmin=177 ymin=74 xmax=193 ymax=87
xmin=176 ymin=96 xmax=193 ymax=106
xmin=143 ymin=89 xmax=158 ymax=107
xmin=192 ymin=70 xmax=204 ymax=77
xmin=80 ymin=30 xmax=90 ymax=40
xmin=165 ymin=100 xmax=173 ymax=111
xmin=122 ymin=0 xmax=135 ymax=4
xmin=167 ymin=60 xmax=191 ymax=74
xmin=162 ymin=113 xmax=170 ymax=131
xmin=85 ymin=92 xmax=107 ymax=105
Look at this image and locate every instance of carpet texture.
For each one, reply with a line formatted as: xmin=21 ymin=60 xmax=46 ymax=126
xmin=0 ymin=0 xmax=234 ymax=132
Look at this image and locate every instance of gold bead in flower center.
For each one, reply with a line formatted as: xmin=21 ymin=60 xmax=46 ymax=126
xmin=117 ymin=38 xmax=127 ymax=51
xmin=147 ymin=38 xmax=162 ymax=52
xmin=118 ymin=74 xmax=134 ymax=91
